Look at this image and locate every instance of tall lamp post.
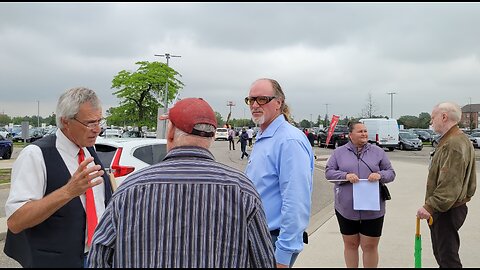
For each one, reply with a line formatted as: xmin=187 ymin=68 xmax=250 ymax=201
xmin=37 ymin=100 xmax=40 ymax=128
xmin=387 ymin=92 xmax=397 ymax=119
xmin=324 ymin=103 xmax=330 ymax=127
xmin=154 ymin=53 xmax=181 ymax=138
xmin=226 ymin=101 xmax=235 ymax=125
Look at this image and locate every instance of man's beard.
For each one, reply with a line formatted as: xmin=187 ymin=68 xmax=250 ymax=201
xmin=252 ymin=115 xmax=265 ymax=126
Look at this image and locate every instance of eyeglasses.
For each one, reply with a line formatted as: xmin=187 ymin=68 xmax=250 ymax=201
xmin=73 ymin=117 xmax=106 ymax=130
xmin=244 ymin=96 xmax=276 ymax=105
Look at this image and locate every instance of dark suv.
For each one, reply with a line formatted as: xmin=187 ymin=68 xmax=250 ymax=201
xmin=317 ymin=125 xmax=350 ymax=149
xmin=411 ymin=129 xmax=432 ymax=142
xmin=0 ymin=134 xmax=13 ymax=159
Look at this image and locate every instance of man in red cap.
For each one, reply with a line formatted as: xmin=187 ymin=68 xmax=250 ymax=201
xmin=87 ymin=97 xmax=275 ymax=268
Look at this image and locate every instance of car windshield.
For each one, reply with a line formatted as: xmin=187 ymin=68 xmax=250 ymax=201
xmin=400 ymin=132 xmax=418 ymax=139
xmin=334 ymin=125 xmax=349 ymax=132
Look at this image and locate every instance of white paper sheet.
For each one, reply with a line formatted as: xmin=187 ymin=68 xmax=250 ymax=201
xmin=353 ymin=179 xmax=380 ymax=211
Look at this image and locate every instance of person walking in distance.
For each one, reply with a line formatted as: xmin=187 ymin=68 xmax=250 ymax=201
xmin=4 ymin=87 xmax=113 ymax=268
xmin=238 ymin=127 xmax=249 ymax=160
xmin=245 ymin=78 xmax=314 ymax=268
xmin=87 ymin=97 xmax=275 ymax=268
xmin=247 ymin=126 xmax=254 ymax=147
xmin=227 ymin=124 xmax=236 ymax=150
xmin=416 ymin=102 xmax=476 ymax=268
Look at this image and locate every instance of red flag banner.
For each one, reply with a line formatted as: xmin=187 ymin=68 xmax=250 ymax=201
xmin=325 ymin=115 xmax=340 ymax=146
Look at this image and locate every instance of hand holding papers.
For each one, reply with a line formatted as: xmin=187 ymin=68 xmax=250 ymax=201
xmin=353 ymin=179 xmax=380 ymax=211
xmin=327 ymin=178 xmax=381 ymax=211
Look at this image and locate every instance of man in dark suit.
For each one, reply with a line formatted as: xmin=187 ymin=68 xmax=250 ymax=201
xmin=4 ymin=87 xmax=113 ymax=268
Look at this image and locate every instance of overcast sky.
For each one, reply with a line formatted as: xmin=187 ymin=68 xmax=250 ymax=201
xmin=1 ymin=2 xmax=480 ymax=123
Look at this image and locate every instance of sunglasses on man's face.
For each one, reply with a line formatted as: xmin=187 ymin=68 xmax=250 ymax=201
xmin=244 ymin=96 xmax=276 ymax=106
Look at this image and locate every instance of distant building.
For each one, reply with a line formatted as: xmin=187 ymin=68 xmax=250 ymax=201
xmin=460 ymin=104 xmax=480 ymax=129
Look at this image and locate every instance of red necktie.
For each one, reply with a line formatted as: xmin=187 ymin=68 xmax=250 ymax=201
xmin=78 ymin=148 xmax=98 ymax=247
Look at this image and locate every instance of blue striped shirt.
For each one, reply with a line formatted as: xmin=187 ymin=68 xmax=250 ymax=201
xmin=245 ymin=115 xmax=314 ymax=265
xmin=87 ymin=146 xmax=275 ymax=268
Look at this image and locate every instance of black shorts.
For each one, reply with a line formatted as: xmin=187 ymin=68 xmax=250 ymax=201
xmin=335 ymin=209 xmax=384 ymax=237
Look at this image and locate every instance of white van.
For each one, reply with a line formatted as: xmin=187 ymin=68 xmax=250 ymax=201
xmin=359 ymin=118 xmax=399 ymax=151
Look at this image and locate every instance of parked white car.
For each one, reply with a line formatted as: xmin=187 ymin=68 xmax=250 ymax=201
xmin=95 ymin=137 xmax=167 ymax=187
xmin=215 ymin=128 xmax=228 ymax=141
xmin=0 ymin=127 xmax=12 ymax=139
xmin=101 ymin=128 xmax=123 ymax=138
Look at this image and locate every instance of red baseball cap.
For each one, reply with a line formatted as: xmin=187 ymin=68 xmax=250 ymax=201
xmin=160 ymin=98 xmax=218 ymax=137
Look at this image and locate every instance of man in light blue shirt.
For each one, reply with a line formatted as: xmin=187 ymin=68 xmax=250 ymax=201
xmin=245 ymin=78 xmax=314 ymax=268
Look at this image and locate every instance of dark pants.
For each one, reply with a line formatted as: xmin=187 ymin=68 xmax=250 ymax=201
xmin=270 ymin=232 xmax=299 ymax=268
xmin=84 ymin=252 xmax=89 ymax=268
xmin=228 ymin=138 xmax=235 ymax=150
xmin=430 ymin=204 xmax=468 ymax=268
xmin=240 ymin=142 xmax=248 ymax=159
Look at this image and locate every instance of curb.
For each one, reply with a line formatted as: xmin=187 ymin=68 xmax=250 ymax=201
xmin=0 ymin=217 xmax=6 ymax=241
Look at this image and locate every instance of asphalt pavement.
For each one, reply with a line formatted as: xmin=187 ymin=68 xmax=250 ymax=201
xmin=294 ymin=153 xmax=480 ymax=268
xmin=1 ymin=143 xmax=480 ymax=268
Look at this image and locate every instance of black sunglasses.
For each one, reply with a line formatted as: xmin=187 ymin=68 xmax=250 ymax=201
xmin=244 ymin=96 xmax=276 ymax=105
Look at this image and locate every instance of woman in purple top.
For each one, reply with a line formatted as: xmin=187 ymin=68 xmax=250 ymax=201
xmin=325 ymin=121 xmax=396 ymax=268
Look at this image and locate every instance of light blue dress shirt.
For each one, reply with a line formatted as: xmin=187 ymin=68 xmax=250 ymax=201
xmin=245 ymin=115 xmax=314 ymax=265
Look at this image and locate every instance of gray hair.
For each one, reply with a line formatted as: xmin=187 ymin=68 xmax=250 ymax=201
xmin=435 ymin=102 xmax=462 ymax=123
xmin=254 ymin=78 xmax=292 ymax=123
xmin=56 ymin=87 xmax=101 ymax=128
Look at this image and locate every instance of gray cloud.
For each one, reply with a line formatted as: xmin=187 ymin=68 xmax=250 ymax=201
xmin=1 ymin=2 xmax=480 ymax=123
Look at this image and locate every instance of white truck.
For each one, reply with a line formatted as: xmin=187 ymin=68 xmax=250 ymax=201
xmin=359 ymin=118 xmax=399 ymax=151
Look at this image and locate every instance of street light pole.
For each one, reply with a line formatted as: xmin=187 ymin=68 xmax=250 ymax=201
xmin=37 ymin=100 xmax=40 ymax=128
xmin=324 ymin=103 xmax=330 ymax=127
xmin=226 ymin=101 xmax=235 ymax=125
xmin=154 ymin=53 xmax=181 ymax=138
xmin=387 ymin=92 xmax=397 ymax=119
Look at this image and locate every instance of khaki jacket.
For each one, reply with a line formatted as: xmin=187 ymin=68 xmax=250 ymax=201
xmin=424 ymin=126 xmax=476 ymax=213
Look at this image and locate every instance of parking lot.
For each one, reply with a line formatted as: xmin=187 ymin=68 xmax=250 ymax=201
xmin=0 ymin=141 xmax=479 ymax=267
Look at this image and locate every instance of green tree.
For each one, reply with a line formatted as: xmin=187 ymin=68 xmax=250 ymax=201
xmin=12 ymin=116 xmax=33 ymax=125
xmin=0 ymin=114 xmax=11 ymax=126
xmin=215 ymin=112 xmax=224 ymax=128
xmin=418 ymin=112 xmax=431 ymax=128
xmin=397 ymin=115 xmax=419 ymax=129
xmin=227 ymin=118 xmax=254 ymax=128
xmin=43 ymin=113 xmax=56 ymax=126
xmin=339 ymin=116 xmax=352 ymax=126
xmin=299 ymin=119 xmax=311 ymax=128
xmin=110 ymin=61 xmax=184 ymax=128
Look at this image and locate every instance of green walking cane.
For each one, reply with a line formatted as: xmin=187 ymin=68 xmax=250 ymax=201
xmin=414 ymin=216 xmax=433 ymax=268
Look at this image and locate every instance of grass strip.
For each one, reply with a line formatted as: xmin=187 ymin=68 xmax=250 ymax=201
xmin=0 ymin=168 xmax=11 ymax=184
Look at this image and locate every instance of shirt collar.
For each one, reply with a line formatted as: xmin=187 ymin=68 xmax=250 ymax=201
xmin=256 ymin=114 xmax=285 ymax=140
xmin=437 ymin=125 xmax=461 ymax=148
xmin=56 ymin=128 xmax=85 ymax=157
xmin=163 ymin=146 xmax=215 ymax=161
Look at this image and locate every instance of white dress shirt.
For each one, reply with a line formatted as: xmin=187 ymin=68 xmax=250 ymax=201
xmin=5 ymin=129 xmax=106 ymax=251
